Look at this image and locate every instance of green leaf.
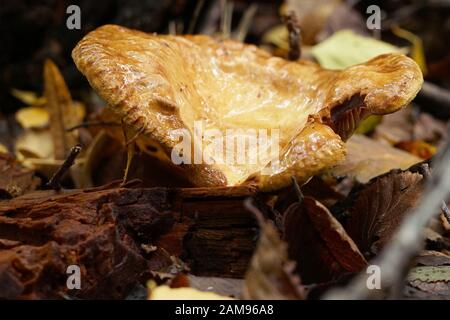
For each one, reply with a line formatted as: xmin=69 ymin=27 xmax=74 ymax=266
xmin=311 ymin=30 xmax=404 ymax=70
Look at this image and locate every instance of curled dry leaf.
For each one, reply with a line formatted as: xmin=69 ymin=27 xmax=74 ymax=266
xmin=243 ymin=201 xmax=304 ymax=300
xmin=283 ymin=196 xmax=367 ymax=284
xmin=344 ymin=169 xmax=425 ymax=257
xmin=331 ymin=134 xmax=422 ymax=183
xmin=72 ymin=25 xmax=422 ymax=191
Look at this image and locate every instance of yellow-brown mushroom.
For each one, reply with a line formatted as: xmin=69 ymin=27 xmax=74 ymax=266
xmin=72 ymin=25 xmax=423 ymax=191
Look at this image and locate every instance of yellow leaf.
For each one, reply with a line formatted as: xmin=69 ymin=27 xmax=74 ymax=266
xmin=44 ymin=59 xmax=79 ymax=159
xmin=311 ymin=30 xmax=404 ymax=70
xmin=331 ymin=134 xmax=422 ymax=183
xmin=0 ymin=143 xmax=8 ymax=154
xmin=15 ymin=130 xmax=54 ymax=160
xmin=392 ymin=26 xmax=427 ymax=74
xmin=262 ymin=25 xmax=289 ymax=50
xmin=15 ymin=106 xmax=50 ymax=129
xmin=147 ymin=283 xmax=233 ymax=300
xmin=11 ymin=89 xmax=46 ymax=106
xmin=354 ymin=115 xmax=382 ymax=135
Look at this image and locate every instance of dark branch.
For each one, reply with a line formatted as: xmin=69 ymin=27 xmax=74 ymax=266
xmin=45 ymin=144 xmax=82 ymax=191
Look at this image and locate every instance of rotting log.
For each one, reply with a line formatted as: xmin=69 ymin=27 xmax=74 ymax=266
xmin=0 ymin=184 xmax=258 ymax=299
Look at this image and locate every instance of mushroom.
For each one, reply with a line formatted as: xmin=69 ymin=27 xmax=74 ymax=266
xmin=72 ymin=25 xmax=423 ymax=191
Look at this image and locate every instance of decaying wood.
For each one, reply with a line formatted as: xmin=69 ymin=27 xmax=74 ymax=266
xmin=0 ymin=184 xmax=258 ymax=299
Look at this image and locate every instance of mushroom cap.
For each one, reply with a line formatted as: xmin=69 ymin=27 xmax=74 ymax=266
xmin=72 ymin=25 xmax=423 ymax=190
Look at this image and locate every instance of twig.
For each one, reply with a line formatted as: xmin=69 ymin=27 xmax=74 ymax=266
xmin=282 ymin=11 xmax=302 ymax=60
xmin=188 ymin=0 xmax=206 ymax=34
xmin=323 ymin=129 xmax=450 ymax=299
xmin=418 ymin=81 xmax=450 ymax=111
xmin=290 ymin=176 xmax=304 ymax=203
xmin=65 ymin=121 xmax=121 ymax=132
xmin=46 ymin=144 xmax=82 ymax=191
xmin=420 ymin=165 xmax=450 ymax=225
xmin=220 ymin=0 xmax=233 ymax=39
xmin=168 ymin=21 xmax=177 ymax=35
xmin=234 ymin=4 xmax=258 ymax=42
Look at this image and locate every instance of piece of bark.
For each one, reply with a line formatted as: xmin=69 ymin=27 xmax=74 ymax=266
xmin=0 ymin=185 xmax=257 ymax=299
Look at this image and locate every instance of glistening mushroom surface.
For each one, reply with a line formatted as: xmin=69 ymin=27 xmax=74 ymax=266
xmin=72 ymin=25 xmax=423 ymax=190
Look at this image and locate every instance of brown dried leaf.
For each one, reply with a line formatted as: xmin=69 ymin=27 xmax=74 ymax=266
xmin=415 ymin=251 xmax=450 ymax=267
xmin=43 ymin=59 xmax=78 ymax=159
xmin=283 ymin=196 xmax=367 ymax=284
xmin=331 ymin=134 xmax=422 ymax=183
xmin=345 ymin=169 xmax=424 ymax=256
xmin=243 ymin=202 xmax=304 ymax=300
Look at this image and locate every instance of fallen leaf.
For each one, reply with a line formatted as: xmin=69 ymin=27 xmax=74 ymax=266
xmin=354 ymin=115 xmax=381 ymax=135
xmin=10 ymin=89 xmax=45 ymax=106
xmin=283 ymin=196 xmax=367 ymax=284
xmin=406 ymin=266 xmax=450 ymax=298
xmin=311 ymin=30 xmax=404 ymax=70
xmin=392 ymin=26 xmax=427 ymax=74
xmin=413 ymin=112 xmax=448 ymax=146
xmin=395 ymin=140 xmax=436 ymax=159
xmin=15 ymin=106 xmax=50 ymax=129
xmin=148 ymin=283 xmax=233 ymax=300
xmin=374 ymin=107 xmax=447 ymax=147
xmin=331 ymin=134 xmax=422 ymax=183
xmin=243 ymin=200 xmax=304 ymax=299
xmin=415 ymin=251 xmax=450 ymax=267
xmin=44 ymin=59 xmax=79 ymax=159
xmin=345 ymin=169 xmax=424 ymax=256
xmin=0 ymin=144 xmax=7 ymax=154
xmin=15 ymin=130 xmax=54 ymax=160
xmin=373 ymin=107 xmax=414 ymax=145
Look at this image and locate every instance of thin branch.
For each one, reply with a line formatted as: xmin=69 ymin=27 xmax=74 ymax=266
xmin=234 ymin=4 xmax=258 ymax=42
xmin=220 ymin=0 xmax=233 ymax=39
xmin=188 ymin=0 xmax=206 ymax=34
xmin=291 ymin=176 xmax=304 ymax=203
xmin=45 ymin=144 xmax=82 ymax=191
